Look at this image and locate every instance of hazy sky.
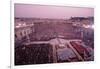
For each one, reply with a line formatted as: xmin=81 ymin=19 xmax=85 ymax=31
xmin=15 ymin=4 xmax=94 ymax=19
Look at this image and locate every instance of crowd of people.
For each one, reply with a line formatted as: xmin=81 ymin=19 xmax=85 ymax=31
xmin=27 ymin=23 xmax=82 ymax=41
xmin=70 ymin=41 xmax=94 ymax=61
xmin=15 ymin=20 xmax=94 ymax=65
xmin=15 ymin=44 xmax=53 ymax=65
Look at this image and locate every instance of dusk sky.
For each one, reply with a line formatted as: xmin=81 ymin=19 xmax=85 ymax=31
xmin=15 ymin=4 xmax=94 ymax=19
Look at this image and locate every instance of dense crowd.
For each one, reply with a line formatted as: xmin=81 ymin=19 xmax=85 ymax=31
xmin=27 ymin=23 xmax=82 ymax=41
xmin=15 ymin=44 xmax=53 ymax=65
xmin=70 ymin=41 xmax=94 ymax=61
xmin=15 ymin=21 xmax=94 ymax=65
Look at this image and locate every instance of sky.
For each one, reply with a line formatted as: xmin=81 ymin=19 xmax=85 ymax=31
xmin=15 ymin=3 xmax=94 ymax=19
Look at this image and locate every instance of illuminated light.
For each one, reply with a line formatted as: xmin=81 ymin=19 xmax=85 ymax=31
xmin=23 ymin=23 xmax=26 ymax=26
xmin=83 ymin=25 xmax=90 ymax=28
xmin=18 ymin=23 xmax=21 ymax=26
xmin=83 ymin=24 xmax=94 ymax=29
xmin=16 ymin=26 xmax=20 ymax=28
xmin=16 ymin=23 xmax=22 ymax=28
xmin=91 ymin=24 xmax=94 ymax=29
